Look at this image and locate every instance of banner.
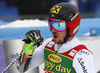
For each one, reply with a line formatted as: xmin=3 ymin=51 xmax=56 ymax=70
xmin=2 ymin=40 xmax=39 ymax=73
xmin=0 ymin=43 xmax=7 ymax=73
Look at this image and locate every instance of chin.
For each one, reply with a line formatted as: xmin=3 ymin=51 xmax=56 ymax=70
xmin=53 ymin=39 xmax=57 ymax=44
xmin=54 ymin=40 xmax=63 ymax=44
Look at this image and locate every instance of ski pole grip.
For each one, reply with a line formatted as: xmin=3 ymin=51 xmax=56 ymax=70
xmin=21 ymin=42 xmax=35 ymax=55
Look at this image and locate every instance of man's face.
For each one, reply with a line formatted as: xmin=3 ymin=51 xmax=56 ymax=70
xmin=51 ymin=28 xmax=66 ymax=44
xmin=48 ymin=18 xmax=67 ymax=44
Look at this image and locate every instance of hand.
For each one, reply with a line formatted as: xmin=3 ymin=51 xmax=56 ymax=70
xmin=23 ymin=30 xmax=44 ymax=46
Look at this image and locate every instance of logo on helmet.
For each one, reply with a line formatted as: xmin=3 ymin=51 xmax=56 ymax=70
xmin=51 ymin=5 xmax=62 ymax=14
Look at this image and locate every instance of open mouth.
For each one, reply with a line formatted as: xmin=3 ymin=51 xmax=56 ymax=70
xmin=52 ymin=32 xmax=58 ymax=39
xmin=53 ymin=34 xmax=57 ymax=39
xmin=54 ymin=35 xmax=57 ymax=38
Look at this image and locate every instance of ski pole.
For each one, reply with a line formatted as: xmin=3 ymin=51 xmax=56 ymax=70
xmin=2 ymin=42 xmax=35 ymax=73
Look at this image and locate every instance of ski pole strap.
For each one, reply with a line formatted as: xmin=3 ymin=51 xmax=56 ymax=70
xmin=21 ymin=42 xmax=35 ymax=55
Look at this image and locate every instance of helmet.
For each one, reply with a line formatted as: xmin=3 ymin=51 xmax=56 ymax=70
xmin=48 ymin=2 xmax=81 ymax=42
xmin=49 ymin=2 xmax=81 ymax=36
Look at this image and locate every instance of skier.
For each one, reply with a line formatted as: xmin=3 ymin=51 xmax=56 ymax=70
xmin=16 ymin=2 xmax=96 ymax=73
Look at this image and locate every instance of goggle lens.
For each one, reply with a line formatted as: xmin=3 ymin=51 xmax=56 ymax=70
xmin=48 ymin=18 xmax=66 ymax=31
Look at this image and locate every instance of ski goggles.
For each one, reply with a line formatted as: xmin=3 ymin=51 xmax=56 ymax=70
xmin=48 ymin=18 xmax=67 ymax=31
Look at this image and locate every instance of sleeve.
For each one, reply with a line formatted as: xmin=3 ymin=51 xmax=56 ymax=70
xmin=73 ymin=49 xmax=96 ymax=73
xmin=28 ymin=38 xmax=53 ymax=70
xmin=16 ymin=38 xmax=52 ymax=72
xmin=28 ymin=44 xmax=44 ymax=70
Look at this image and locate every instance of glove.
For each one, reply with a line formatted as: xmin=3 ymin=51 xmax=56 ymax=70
xmin=23 ymin=30 xmax=43 ymax=45
xmin=22 ymin=30 xmax=44 ymax=55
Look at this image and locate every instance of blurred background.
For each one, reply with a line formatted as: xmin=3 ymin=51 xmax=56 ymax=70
xmin=0 ymin=0 xmax=100 ymax=73
xmin=0 ymin=0 xmax=100 ymax=21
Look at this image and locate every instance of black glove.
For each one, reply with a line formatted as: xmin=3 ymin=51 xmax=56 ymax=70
xmin=23 ymin=30 xmax=44 ymax=46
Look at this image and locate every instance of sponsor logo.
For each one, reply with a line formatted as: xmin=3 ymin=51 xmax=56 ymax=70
xmin=71 ymin=12 xmax=78 ymax=21
xmin=11 ymin=53 xmax=19 ymax=59
xmin=48 ymin=54 xmax=62 ymax=63
xmin=45 ymin=60 xmax=55 ymax=71
xmin=56 ymin=64 xmax=72 ymax=73
xmin=69 ymin=49 xmax=77 ymax=56
xmin=51 ymin=5 xmax=62 ymax=14
xmin=79 ymin=49 xmax=90 ymax=55
xmin=44 ymin=60 xmax=72 ymax=73
xmin=73 ymin=25 xmax=79 ymax=34
xmin=47 ymin=41 xmax=55 ymax=47
xmin=77 ymin=58 xmax=88 ymax=73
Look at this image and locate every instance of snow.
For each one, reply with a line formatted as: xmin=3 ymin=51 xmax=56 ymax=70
xmin=84 ymin=32 xmax=90 ymax=36
xmin=0 ymin=19 xmax=48 ymax=28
